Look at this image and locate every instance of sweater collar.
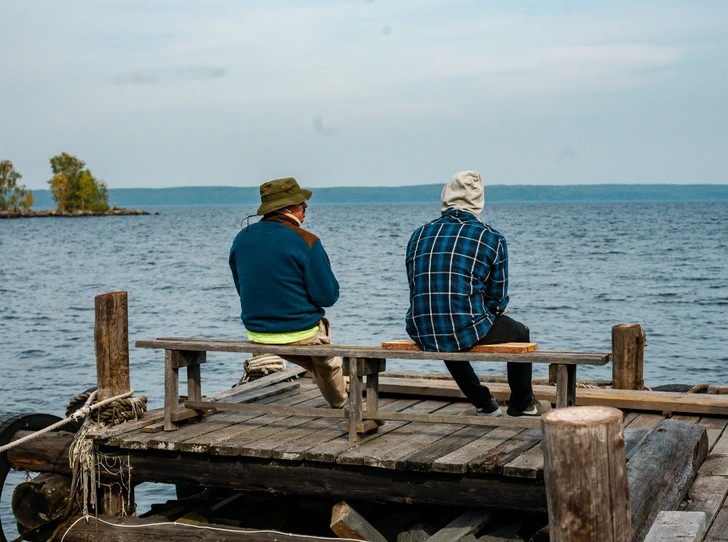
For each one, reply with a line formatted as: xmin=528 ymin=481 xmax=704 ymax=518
xmin=263 ymin=213 xmax=302 ymax=228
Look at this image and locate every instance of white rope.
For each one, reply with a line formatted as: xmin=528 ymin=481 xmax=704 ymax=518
xmin=0 ymin=390 xmax=135 ymax=453
xmin=61 ymin=514 xmax=366 ymax=542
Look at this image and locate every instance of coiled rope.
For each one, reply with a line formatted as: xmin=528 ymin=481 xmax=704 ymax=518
xmin=0 ymin=390 xmax=144 ymax=454
xmin=233 ymin=353 xmax=287 ymax=387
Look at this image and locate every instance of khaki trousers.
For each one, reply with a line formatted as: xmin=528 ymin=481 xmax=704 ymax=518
xmin=278 ymin=318 xmax=347 ymax=409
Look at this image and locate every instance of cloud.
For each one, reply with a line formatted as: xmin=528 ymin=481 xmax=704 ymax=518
xmin=112 ymin=67 xmax=226 ymax=86
xmin=556 ymin=146 xmax=580 ymax=164
xmin=313 ymin=114 xmax=338 ymax=136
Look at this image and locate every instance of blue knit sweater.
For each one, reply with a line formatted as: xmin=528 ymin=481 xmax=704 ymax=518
xmin=229 ymin=215 xmax=339 ymax=333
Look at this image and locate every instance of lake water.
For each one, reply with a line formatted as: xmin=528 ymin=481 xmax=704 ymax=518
xmin=1 ymin=201 xmax=727 ymax=534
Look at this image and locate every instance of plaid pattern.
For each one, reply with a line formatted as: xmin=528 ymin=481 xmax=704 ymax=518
xmin=405 ymin=209 xmax=509 ymax=352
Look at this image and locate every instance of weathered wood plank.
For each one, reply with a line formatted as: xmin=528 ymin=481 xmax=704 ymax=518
xmin=117 ymin=383 xmax=312 ymax=451
xmin=705 ymin=499 xmax=728 ymax=542
xmin=176 ymin=388 xmax=323 ymax=454
xmin=470 ymin=428 xmax=542 ymax=475
xmin=142 ymin=381 xmax=305 ymax=451
xmin=379 ymin=379 xmax=728 ymax=416
xmin=643 ymin=511 xmax=707 ymax=542
xmin=220 ymin=396 xmax=332 ymax=458
xmin=285 ymin=398 xmax=421 ymax=463
xmin=682 ymin=474 xmax=728 ymax=533
xmin=709 ymin=422 xmax=728 ymax=456
xmin=430 ymin=426 xmax=527 ymax=474
xmin=305 ymin=399 xmax=426 ymax=463
xmin=136 ymin=338 xmax=610 ymax=365
xmin=426 ymin=509 xmax=492 ymax=542
xmin=401 ymin=419 xmax=496 ymax=473
xmin=502 ymin=442 xmax=544 ymax=479
xmin=336 ymin=400 xmax=455 ymax=467
xmin=623 ymin=412 xmax=665 ymax=431
xmin=699 ymin=417 xmax=728 ymax=452
xmin=330 ymin=501 xmax=388 ymax=542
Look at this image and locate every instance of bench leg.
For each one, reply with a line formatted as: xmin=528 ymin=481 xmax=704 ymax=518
xmin=556 ymin=364 xmax=577 ymax=408
xmin=366 ymin=372 xmax=379 ymax=412
xmin=348 ymin=357 xmax=363 ymax=442
xmin=164 ymin=350 xmax=179 ymax=431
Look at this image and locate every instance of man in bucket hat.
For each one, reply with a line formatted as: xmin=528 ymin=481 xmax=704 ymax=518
xmin=229 ymin=177 xmax=347 ymax=408
xmin=405 ymin=171 xmax=550 ymax=418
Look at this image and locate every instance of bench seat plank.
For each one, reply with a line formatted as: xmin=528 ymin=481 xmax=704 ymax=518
xmin=136 ymin=338 xmax=610 ymax=365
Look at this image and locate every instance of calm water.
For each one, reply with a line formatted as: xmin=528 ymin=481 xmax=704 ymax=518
xmin=1 ymin=201 xmax=727 ymax=532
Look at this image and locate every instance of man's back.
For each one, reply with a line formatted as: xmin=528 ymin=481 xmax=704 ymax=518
xmin=405 ymin=209 xmax=509 ymax=352
xmin=229 ymin=215 xmax=339 ymax=333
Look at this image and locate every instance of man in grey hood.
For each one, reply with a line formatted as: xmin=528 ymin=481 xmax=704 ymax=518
xmin=405 ymin=171 xmax=550 ymax=417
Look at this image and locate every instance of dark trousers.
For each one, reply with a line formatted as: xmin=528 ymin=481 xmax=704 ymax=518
xmin=445 ymin=315 xmax=533 ymax=411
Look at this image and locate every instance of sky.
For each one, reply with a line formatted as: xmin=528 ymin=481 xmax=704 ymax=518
xmin=1 ymin=1 xmax=727 ymax=190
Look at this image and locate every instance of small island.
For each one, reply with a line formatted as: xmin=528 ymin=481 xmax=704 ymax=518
xmin=1 ymin=153 xmax=149 ymax=218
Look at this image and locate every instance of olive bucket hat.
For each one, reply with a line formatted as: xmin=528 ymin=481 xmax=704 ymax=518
xmin=257 ymin=177 xmax=313 ymax=216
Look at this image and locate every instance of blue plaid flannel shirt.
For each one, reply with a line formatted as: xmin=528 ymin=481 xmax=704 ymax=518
xmin=405 ymin=209 xmax=509 ymax=352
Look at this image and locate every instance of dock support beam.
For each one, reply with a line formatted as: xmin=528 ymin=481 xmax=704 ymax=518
xmin=612 ymin=323 xmax=645 ymax=390
xmin=94 ymin=291 xmax=133 ymax=515
xmin=542 ymin=406 xmax=630 ymax=542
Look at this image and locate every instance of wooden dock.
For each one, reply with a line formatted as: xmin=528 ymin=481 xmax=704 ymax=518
xmin=7 ymin=372 xmax=728 ymax=541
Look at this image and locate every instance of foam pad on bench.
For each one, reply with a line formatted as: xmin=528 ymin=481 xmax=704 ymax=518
xmin=381 ymin=339 xmax=538 ymax=353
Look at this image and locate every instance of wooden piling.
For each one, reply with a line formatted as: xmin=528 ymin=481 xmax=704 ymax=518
xmin=93 ymin=291 xmax=133 ymax=515
xmin=612 ymin=324 xmax=645 ymax=390
xmin=542 ymin=406 xmax=630 ymax=542
xmin=95 ymin=291 xmax=131 ymax=401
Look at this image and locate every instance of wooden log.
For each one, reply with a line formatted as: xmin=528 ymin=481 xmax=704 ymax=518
xmin=11 ymin=473 xmax=72 ymax=531
xmin=330 ymin=501 xmax=387 ymax=541
xmin=51 ymin=514 xmax=339 ymax=541
xmin=427 ymin=509 xmax=492 ymax=542
xmin=643 ymin=511 xmax=707 ymax=542
xmin=541 ymin=406 xmax=630 ymax=542
xmin=628 ymin=419 xmax=708 ymax=542
xmin=8 ymin=431 xmax=548 ymax=511
xmin=612 ymin=324 xmax=645 ymax=390
xmin=94 ymin=291 xmax=133 ymax=515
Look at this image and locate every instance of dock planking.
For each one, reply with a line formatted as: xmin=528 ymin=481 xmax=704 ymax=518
xmin=95 ymin=377 xmax=726 ymax=524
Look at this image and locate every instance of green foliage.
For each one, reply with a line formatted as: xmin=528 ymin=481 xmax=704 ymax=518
xmin=48 ymin=153 xmax=109 ymax=212
xmin=0 ymin=160 xmax=34 ymax=211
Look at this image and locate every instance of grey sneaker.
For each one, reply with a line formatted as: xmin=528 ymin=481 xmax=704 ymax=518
xmin=506 ymin=397 xmax=551 ymax=417
xmin=476 ymin=397 xmax=503 ymax=417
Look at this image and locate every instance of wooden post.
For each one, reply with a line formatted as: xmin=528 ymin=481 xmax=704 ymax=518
xmin=612 ymin=324 xmax=645 ymax=390
xmin=94 ymin=291 xmax=133 ymax=515
xmin=542 ymin=406 xmax=630 ymax=542
xmin=95 ymin=291 xmax=131 ymax=401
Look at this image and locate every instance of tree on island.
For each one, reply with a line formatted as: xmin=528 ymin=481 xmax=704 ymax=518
xmin=0 ymin=160 xmax=34 ymax=211
xmin=49 ymin=153 xmax=109 ymax=213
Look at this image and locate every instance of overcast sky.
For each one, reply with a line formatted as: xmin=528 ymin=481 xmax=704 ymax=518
xmin=2 ymin=1 xmax=727 ymax=190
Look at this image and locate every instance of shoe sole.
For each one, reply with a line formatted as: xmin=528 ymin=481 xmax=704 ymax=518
xmin=477 ymin=408 xmax=503 ymax=417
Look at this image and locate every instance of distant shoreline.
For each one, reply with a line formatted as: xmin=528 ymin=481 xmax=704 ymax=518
xmin=0 ymin=207 xmax=150 ymax=219
xmin=19 ymin=184 xmax=728 ymax=209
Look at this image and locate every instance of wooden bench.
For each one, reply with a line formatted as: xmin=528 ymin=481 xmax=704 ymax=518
xmin=135 ymin=338 xmax=611 ymax=441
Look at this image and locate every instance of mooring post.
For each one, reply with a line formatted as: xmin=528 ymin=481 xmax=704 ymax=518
xmin=542 ymin=406 xmax=630 ymax=542
xmin=94 ymin=291 xmax=133 ymax=515
xmin=612 ymin=323 xmax=646 ymax=390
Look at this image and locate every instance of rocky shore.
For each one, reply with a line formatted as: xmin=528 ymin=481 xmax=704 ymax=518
xmin=0 ymin=207 xmax=151 ymax=218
